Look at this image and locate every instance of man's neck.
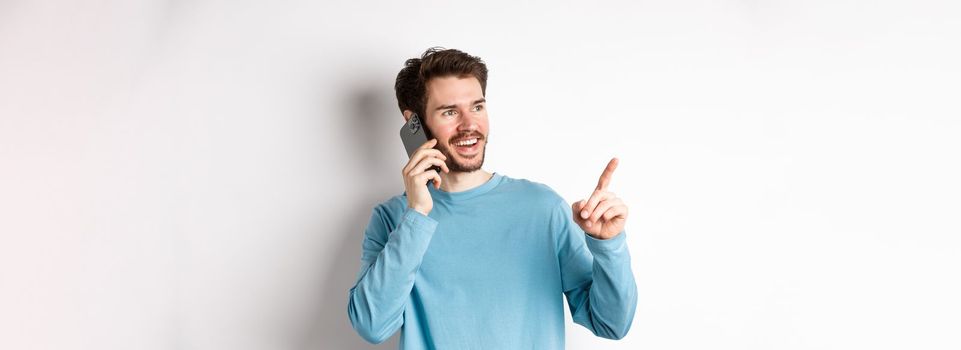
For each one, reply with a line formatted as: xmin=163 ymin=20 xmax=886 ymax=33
xmin=438 ymin=169 xmax=493 ymax=193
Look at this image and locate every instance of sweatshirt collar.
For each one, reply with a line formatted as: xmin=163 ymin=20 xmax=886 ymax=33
xmin=428 ymin=172 xmax=503 ymax=201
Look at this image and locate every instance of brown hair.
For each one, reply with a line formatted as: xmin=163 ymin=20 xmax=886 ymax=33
xmin=394 ymin=47 xmax=488 ymax=121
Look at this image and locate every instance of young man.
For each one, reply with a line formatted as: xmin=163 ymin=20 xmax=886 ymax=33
xmin=347 ymin=48 xmax=637 ymax=349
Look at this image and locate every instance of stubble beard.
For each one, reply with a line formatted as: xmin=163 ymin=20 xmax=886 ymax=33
xmin=436 ymin=134 xmax=487 ymax=173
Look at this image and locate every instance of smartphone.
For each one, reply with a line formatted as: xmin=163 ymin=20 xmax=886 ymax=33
xmin=400 ymin=113 xmax=442 ymax=173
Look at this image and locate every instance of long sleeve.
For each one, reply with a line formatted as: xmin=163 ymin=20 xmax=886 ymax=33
xmin=347 ymin=206 xmax=437 ymax=344
xmin=554 ymin=199 xmax=638 ymax=340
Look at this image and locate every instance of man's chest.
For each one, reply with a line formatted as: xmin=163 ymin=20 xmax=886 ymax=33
xmin=415 ymin=207 xmax=560 ymax=293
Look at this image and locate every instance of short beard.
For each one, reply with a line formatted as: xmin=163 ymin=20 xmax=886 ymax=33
xmin=436 ymin=135 xmax=487 ymax=173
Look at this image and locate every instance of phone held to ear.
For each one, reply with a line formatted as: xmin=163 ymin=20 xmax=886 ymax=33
xmin=400 ymin=113 xmax=442 ymax=174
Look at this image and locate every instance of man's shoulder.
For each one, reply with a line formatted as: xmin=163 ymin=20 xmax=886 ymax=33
xmin=496 ymin=174 xmax=566 ymax=207
xmin=367 ymin=192 xmax=410 ymax=222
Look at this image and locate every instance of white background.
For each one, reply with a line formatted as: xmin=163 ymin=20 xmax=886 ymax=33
xmin=1 ymin=1 xmax=959 ymax=349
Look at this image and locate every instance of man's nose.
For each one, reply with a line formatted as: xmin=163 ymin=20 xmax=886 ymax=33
xmin=456 ymin=109 xmax=480 ymax=132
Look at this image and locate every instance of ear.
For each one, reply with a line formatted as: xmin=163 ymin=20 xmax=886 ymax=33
xmin=402 ymin=110 xmax=413 ymax=122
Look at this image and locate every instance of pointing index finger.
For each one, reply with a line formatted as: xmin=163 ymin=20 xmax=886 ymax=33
xmin=595 ymin=157 xmax=619 ymax=191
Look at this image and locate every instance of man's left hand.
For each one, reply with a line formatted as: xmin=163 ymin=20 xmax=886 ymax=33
xmin=572 ymin=157 xmax=629 ymax=240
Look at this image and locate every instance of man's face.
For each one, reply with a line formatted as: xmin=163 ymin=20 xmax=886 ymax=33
xmin=423 ymin=76 xmax=489 ymax=173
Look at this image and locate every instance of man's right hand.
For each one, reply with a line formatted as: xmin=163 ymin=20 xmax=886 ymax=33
xmin=403 ymin=139 xmax=449 ymax=216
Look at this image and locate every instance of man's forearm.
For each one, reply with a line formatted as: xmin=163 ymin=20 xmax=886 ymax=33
xmin=580 ymin=231 xmax=638 ymax=340
xmin=347 ymin=208 xmax=437 ymax=344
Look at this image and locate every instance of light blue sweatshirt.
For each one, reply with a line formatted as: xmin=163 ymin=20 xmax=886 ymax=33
xmin=347 ymin=173 xmax=637 ymax=349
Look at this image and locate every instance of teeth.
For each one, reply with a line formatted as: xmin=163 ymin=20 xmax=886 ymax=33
xmin=455 ymin=138 xmax=478 ymax=146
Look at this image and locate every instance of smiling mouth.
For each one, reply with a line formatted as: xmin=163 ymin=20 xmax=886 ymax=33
xmin=451 ymin=136 xmax=482 ymax=154
xmin=454 ymin=138 xmax=478 ymax=147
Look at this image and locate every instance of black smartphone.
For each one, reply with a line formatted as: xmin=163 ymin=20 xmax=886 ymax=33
xmin=400 ymin=113 xmax=442 ymax=173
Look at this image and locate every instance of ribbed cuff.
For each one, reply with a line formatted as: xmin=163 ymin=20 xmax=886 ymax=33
xmin=585 ymin=230 xmax=627 ymax=254
xmin=402 ymin=207 xmax=438 ymax=234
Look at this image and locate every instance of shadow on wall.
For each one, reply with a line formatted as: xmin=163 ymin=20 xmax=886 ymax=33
xmin=298 ymin=79 xmax=403 ymax=349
